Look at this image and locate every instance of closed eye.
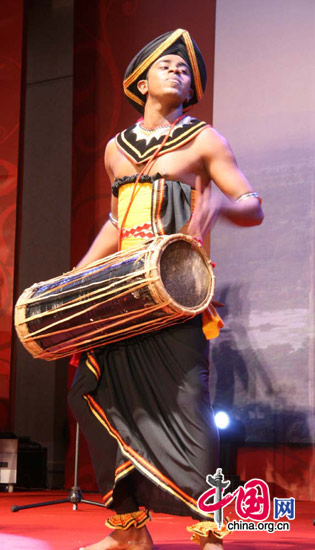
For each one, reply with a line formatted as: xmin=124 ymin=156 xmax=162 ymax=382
xmin=157 ymin=62 xmax=190 ymax=76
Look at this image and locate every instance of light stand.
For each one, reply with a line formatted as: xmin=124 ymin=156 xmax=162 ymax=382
xmin=11 ymin=422 xmax=105 ymax=512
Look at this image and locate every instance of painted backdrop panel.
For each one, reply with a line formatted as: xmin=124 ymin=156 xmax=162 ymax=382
xmin=212 ymin=0 xmax=315 ymax=499
xmin=0 ymin=1 xmax=24 ymax=431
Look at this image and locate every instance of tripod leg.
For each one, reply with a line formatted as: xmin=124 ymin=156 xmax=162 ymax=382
xmin=11 ymin=422 xmax=106 ymax=512
xmin=81 ymin=499 xmax=106 ymax=508
xmin=11 ymin=498 xmax=70 ymax=512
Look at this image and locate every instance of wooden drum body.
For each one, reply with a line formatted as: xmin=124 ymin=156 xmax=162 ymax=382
xmin=15 ymin=234 xmax=215 ymax=360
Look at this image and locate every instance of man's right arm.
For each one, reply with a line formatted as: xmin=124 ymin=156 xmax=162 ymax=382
xmin=76 ymin=140 xmax=118 ymax=269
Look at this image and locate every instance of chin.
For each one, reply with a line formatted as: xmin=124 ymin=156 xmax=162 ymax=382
xmin=163 ymin=89 xmax=185 ymax=104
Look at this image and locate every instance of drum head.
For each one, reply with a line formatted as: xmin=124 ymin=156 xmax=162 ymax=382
xmin=159 ymin=239 xmax=211 ymax=309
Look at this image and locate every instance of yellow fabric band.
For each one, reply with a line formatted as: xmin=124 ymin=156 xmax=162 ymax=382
xmin=118 ymin=182 xmax=153 ymax=251
xmin=187 ymin=519 xmax=230 ymax=542
xmin=105 ymin=509 xmax=151 ymax=530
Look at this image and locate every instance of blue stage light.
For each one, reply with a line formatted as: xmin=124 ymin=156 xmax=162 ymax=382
xmin=215 ymin=411 xmax=230 ymax=430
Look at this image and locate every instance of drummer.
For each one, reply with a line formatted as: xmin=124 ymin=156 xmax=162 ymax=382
xmin=69 ymin=29 xmax=263 ymax=550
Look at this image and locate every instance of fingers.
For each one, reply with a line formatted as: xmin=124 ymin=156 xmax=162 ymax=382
xmin=188 ymin=176 xmax=203 ymax=235
xmin=189 ymin=200 xmax=220 ymax=237
xmin=195 ymin=175 xmax=203 ymax=201
xmin=188 ymin=209 xmax=201 ymax=237
xmin=189 ymin=181 xmax=222 ymax=237
xmin=189 ymin=179 xmax=205 ymax=237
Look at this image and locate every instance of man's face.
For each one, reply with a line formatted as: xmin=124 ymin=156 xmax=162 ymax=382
xmin=139 ymin=54 xmax=193 ymax=106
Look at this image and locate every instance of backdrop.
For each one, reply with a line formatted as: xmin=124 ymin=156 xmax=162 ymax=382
xmin=211 ymin=0 xmax=315 ymax=500
xmin=0 ymin=1 xmax=24 ymax=432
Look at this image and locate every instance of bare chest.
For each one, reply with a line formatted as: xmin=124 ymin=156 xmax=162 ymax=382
xmin=112 ymin=141 xmax=207 ymax=188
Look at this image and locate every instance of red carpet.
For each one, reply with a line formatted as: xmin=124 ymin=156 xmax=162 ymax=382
xmin=0 ymin=491 xmax=314 ymax=549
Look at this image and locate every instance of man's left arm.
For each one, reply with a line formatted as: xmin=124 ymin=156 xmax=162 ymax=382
xmin=190 ymin=128 xmax=264 ymax=236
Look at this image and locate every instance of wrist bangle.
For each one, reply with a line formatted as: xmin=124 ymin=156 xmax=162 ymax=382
xmin=235 ymin=192 xmax=262 ymax=205
xmin=109 ymin=212 xmax=119 ymax=229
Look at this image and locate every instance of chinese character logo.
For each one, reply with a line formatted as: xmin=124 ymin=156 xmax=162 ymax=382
xmin=235 ymin=479 xmax=270 ymax=521
xmin=197 ymin=468 xmax=271 ymax=529
xmin=273 ymin=498 xmax=295 ymax=520
xmin=197 ymin=468 xmax=232 ymax=529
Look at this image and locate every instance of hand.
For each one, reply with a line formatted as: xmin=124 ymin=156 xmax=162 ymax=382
xmin=188 ymin=177 xmax=223 ymax=238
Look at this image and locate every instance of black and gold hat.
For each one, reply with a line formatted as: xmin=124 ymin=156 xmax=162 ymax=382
xmin=123 ymin=29 xmax=207 ymax=113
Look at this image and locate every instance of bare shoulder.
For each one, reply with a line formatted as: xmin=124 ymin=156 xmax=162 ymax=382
xmin=104 ymin=137 xmax=119 ymax=181
xmin=195 ymin=126 xmax=233 ymax=158
xmin=194 ymin=125 xmax=252 ymax=195
xmin=104 ymin=136 xmax=118 ymax=159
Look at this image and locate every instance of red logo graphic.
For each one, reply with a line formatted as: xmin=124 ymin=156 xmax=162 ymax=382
xmin=198 ymin=469 xmax=270 ymax=525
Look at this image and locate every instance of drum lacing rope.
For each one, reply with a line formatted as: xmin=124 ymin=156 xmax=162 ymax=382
xmin=118 ymin=115 xmax=185 ymax=250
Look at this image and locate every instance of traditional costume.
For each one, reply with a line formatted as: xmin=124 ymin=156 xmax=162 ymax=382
xmin=68 ymin=29 xmax=228 ymax=543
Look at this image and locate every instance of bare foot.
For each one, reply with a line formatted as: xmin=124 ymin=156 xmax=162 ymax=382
xmin=79 ymin=525 xmax=153 ymax=550
xmin=200 ymin=533 xmax=224 ymax=550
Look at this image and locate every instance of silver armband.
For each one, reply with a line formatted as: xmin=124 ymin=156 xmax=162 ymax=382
xmin=235 ymin=192 xmax=262 ymax=205
xmin=109 ymin=212 xmax=119 ymax=229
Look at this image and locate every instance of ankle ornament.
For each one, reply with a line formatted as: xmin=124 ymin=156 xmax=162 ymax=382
xmin=105 ymin=509 xmax=151 ymax=530
xmin=187 ymin=519 xmax=230 ymax=544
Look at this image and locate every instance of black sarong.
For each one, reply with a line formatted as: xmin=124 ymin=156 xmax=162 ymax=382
xmin=68 ymin=315 xmax=219 ymax=519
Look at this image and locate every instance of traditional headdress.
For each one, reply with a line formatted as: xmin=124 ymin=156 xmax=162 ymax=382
xmin=123 ymin=29 xmax=207 ymax=113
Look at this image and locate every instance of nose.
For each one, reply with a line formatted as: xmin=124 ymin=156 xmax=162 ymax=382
xmin=169 ymin=65 xmax=180 ymax=74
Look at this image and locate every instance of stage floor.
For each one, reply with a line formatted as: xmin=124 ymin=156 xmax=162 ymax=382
xmin=0 ymin=491 xmax=314 ymax=549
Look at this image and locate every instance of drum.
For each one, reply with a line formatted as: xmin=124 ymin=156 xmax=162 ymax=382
xmin=15 ymin=234 xmax=215 ymax=361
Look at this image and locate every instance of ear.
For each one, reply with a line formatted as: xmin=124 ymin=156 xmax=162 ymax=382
xmin=137 ymin=79 xmax=148 ymax=96
xmin=186 ymin=88 xmax=194 ymax=102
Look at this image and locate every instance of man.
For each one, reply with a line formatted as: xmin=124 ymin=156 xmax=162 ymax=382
xmin=69 ymin=29 xmax=263 ymax=550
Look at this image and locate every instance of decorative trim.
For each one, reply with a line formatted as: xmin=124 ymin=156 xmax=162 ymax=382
xmin=85 ymin=351 xmax=101 ymax=380
xmin=182 ymin=31 xmax=202 ymax=101
xmin=187 ymin=520 xmax=230 ymax=541
xmin=121 ymin=223 xmax=154 ymax=241
xmin=105 ymin=509 xmax=151 ymax=530
xmin=83 ymin=392 xmax=209 ymax=518
xmin=116 ymin=118 xmax=208 ymax=165
xmin=151 ymin=178 xmax=165 ymax=236
xmin=102 ymin=460 xmax=135 ymax=507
